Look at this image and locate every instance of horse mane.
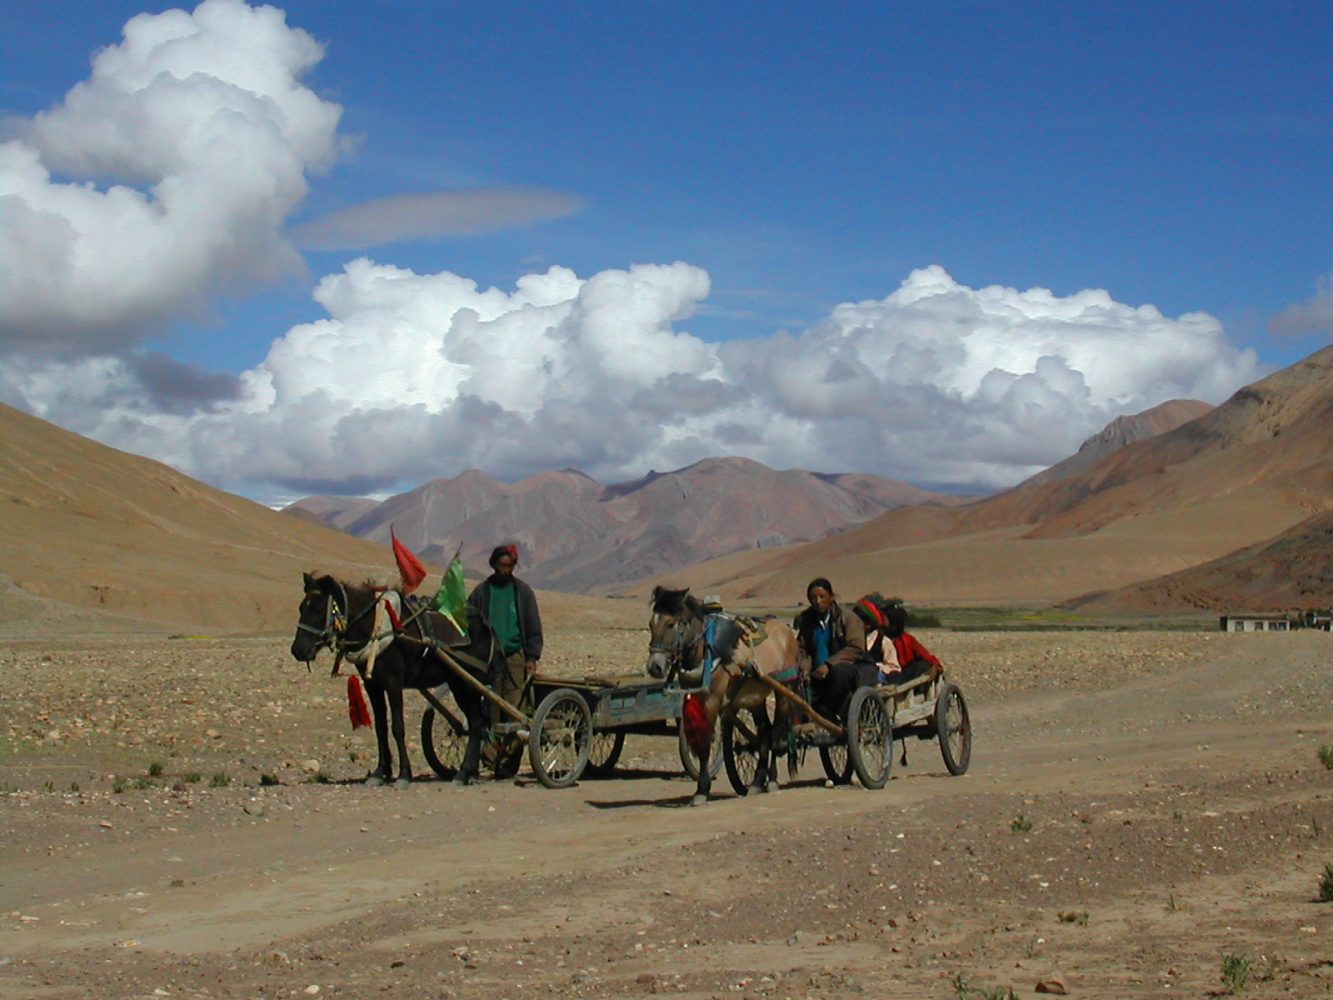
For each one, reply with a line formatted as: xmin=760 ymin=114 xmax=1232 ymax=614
xmin=650 ymin=585 xmax=704 ymax=618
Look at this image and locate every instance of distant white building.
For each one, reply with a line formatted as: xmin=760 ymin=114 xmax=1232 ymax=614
xmin=1219 ymin=614 xmax=1290 ymax=632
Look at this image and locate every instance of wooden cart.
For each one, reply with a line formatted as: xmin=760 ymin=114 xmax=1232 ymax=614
xmin=720 ymin=671 xmax=972 ymax=794
xmin=419 ymin=671 xmax=723 ymax=789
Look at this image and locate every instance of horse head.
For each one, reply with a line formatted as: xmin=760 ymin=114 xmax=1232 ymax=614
xmin=290 ymin=571 xmax=344 ymax=664
xmin=645 ymin=585 xmax=707 ymax=680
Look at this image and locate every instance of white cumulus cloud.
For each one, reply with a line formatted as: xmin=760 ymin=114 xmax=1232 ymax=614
xmin=3 ymin=261 xmax=1264 ymax=499
xmin=0 ymin=0 xmax=341 ymax=357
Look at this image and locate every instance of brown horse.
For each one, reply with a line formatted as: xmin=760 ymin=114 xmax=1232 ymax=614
xmin=290 ymin=572 xmax=500 ymax=787
xmin=645 ymin=586 xmax=800 ymax=805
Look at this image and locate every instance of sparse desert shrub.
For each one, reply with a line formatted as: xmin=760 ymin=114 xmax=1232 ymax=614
xmin=1319 ymin=745 xmax=1333 ymax=770
xmin=1320 ymin=863 xmax=1333 ymax=903
xmin=259 ymin=773 xmax=280 ymax=787
xmin=1058 ymin=910 xmax=1089 ymax=925
xmin=1220 ymin=952 xmax=1251 ymax=993
xmin=182 ymin=772 xmax=202 ymax=784
xmin=111 ymin=776 xmax=126 ymax=794
xmin=148 ymin=761 xmax=164 ymax=777
xmin=1010 ymin=814 xmax=1033 ymax=833
xmin=209 ymin=772 xmax=230 ymax=788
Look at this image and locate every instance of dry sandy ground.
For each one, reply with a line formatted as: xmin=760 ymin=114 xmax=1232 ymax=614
xmin=1 ymin=626 xmax=1330 ymax=999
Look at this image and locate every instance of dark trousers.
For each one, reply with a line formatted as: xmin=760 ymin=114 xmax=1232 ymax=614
xmin=810 ymin=660 xmax=860 ymax=723
xmin=883 ymin=657 xmax=933 ymax=686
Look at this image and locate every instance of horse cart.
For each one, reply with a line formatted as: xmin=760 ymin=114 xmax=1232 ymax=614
xmin=419 ymin=670 xmax=722 ymax=790
xmin=720 ymin=668 xmax=972 ymax=794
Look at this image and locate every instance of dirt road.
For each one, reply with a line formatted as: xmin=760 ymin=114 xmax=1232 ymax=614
xmin=1 ymin=629 xmax=1330 ymax=998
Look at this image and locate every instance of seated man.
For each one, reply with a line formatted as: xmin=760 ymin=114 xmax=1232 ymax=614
xmin=880 ymin=601 xmax=943 ymax=687
xmin=793 ymin=577 xmax=867 ymax=724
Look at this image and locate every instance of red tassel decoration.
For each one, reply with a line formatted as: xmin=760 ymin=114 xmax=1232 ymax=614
xmin=347 ymin=675 xmax=372 ymax=730
xmin=681 ymin=692 xmax=712 ymax=758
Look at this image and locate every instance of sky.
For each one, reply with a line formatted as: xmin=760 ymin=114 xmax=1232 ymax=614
xmin=1 ymin=0 xmax=1329 ymax=506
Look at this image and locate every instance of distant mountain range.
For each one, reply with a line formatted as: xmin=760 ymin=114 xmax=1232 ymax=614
xmin=284 ymin=459 xmax=968 ymax=591
xmin=1 ymin=345 xmax=1328 ymax=631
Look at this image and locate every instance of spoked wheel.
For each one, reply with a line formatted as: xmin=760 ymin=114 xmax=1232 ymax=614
xmin=935 ymin=682 xmax=972 ymax=776
xmin=527 ymin=688 xmax=592 ymax=789
xmin=677 ymin=718 xmax=724 ymax=782
xmin=420 ymin=686 xmax=469 ymax=781
xmin=721 ymin=703 xmax=770 ymax=796
xmin=819 ymin=743 xmax=854 ymax=785
xmin=846 ymin=686 xmax=893 ymax=789
xmin=584 ymin=730 xmax=626 ymax=777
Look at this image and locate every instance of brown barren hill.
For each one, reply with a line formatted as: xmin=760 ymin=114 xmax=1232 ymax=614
xmin=0 ymin=403 xmax=398 ymax=633
xmin=1065 ymin=508 xmax=1333 ymax=613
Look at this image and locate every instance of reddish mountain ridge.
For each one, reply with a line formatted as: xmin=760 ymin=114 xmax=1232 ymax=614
xmin=1028 ymin=399 xmax=1214 ymax=486
xmin=290 ymin=458 xmax=959 ymax=591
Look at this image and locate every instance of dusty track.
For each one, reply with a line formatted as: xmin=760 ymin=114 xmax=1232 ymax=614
xmin=1 ymin=629 xmax=1330 ymax=998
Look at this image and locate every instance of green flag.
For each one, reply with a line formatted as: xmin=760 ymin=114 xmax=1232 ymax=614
xmin=431 ymin=553 xmax=468 ymax=636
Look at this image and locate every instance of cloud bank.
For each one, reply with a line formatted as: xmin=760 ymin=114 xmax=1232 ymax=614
xmin=0 ymin=1 xmax=1266 ymax=502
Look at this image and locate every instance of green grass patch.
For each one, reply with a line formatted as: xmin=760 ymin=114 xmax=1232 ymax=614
xmin=1220 ymin=952 xmax=1251 ymax=993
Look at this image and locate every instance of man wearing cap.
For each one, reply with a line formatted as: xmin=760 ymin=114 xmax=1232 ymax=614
xmin=468 ymin=544 xmax=543 ymax=723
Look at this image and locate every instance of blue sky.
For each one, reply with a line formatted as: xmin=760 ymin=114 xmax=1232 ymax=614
xmin=0 ymin=0 xmax=1328 ymax=503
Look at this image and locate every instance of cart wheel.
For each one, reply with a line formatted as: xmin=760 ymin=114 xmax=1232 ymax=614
xmin=678 ymin=718 xmax=725 ymax=782
xmin=935 ymin=683 xmax=972 ymax=775
xmin=846 ymin=687 xmax=893 ymax=789
xmin=819 ymin=744 xmax=853 ymax=785
xmin=721 ymin=706 xmax=767 ymax=796
xmin=527 ymin=688 xmax=592 ymax=789
xmin=420 ymin=687 xmax=469 ymax=780
xmin=585 ymin=730 xmax=626 ymax=777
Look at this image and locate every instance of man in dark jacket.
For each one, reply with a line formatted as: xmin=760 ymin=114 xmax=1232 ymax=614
xmin=792 ymin=577 xmax=866 ymax=724
xmin=468 ymin=544 xmax=543 ymax=722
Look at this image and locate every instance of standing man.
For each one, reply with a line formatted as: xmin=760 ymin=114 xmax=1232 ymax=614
xmin=468 ymin=544 xmax=543 ymax=725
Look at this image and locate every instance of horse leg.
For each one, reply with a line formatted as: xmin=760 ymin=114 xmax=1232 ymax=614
xmin=366 ymin=680 xmax=391 ymax=786
xmin=454 ymin=686 xmax=484 ymax=786
xmin=690 ymin=689 xmax=725 ymax=806
xmin=388 ymin=685 xmax=412 ymax=788
xmin=748 ymin=703 xmax=774 ymax=795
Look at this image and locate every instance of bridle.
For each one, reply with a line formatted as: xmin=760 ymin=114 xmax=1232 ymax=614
xmin=648 ymin=609 xmax=705 ymax=679
xmin=294 ymin=579 xmax=378 ymax=665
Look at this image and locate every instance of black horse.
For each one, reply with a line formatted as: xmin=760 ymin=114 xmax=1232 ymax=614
xmin=290 ymin=572 xmax=501 ymax=787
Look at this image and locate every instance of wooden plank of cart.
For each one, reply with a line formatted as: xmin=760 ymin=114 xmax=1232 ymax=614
xmin=418 ymin=658 xmax=720 ymax=789
xmin=717 ymin=669 xmax=972 ymax=794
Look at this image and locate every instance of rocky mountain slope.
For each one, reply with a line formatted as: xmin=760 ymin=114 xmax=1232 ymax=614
xmin=288 ymin=457 xmax=960 ymax=591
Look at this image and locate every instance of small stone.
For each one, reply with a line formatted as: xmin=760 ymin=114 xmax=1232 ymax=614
xmin=1035 ymin=978 xmax=1068 ymax=994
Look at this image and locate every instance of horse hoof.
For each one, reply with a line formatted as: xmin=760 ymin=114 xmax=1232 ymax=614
xmin=451 ymin=774 xmax=471 ymax=787
xmin=393 ymin=777 xmax=412 ymax=790
xmin=747 ymin=783 xmax=765 ymax=796
xmin=690 ymin=793 xmax=709 ymax=806
xmin=765 ymin=781 xmax=780 ymax=794
xmin=365 ymin=774 xmax=386 ymax=787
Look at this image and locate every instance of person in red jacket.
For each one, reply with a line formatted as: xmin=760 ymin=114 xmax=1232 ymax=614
xmin=882 ymin=601 xmax=943 ymax=686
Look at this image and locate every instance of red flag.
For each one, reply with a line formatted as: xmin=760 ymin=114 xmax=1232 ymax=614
xmin=391 ymin=527 xmax=427 ymax=595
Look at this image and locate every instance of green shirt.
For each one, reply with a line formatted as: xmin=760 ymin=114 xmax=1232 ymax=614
xmin=486 ymin=580 xmax=523 ymax=656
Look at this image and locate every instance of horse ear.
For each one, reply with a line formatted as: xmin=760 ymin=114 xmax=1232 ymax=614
xmin=303 ymin=571 xmax=315 ymax=589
